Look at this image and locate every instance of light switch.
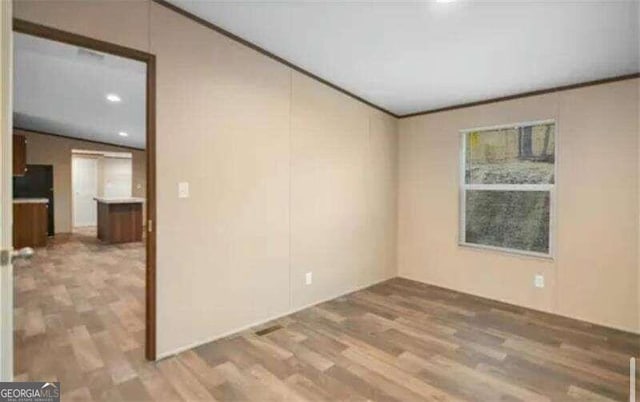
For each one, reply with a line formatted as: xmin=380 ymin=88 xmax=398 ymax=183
xmin=178 ymin=182 xmax=189 ymax=198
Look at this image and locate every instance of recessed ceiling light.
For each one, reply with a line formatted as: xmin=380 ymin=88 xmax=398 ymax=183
xmin=436 ymin=0 xmax=456 ymax=3
xmin=106 ymin=93 xmax=121 ymax=103
xmin=118 ymin=131 xmax=129 ymax=137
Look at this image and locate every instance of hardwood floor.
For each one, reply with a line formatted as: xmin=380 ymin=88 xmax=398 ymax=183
xmin=14 ymin=232 xmax=639 ymax=401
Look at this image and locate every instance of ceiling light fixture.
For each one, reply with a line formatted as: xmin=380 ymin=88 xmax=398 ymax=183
xmin=106 ymin=93 xmax=121 ymax=103
xmin=118 ymin=131 xmax=129 ymax=137
xmin=436 ymin=0 xmax=456 ymax=3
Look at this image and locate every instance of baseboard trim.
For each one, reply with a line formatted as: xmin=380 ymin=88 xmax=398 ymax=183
xmin=157 ymin=272 xmax=637 ymax=361
xmin=397 ymin=275 xmax=640 ymax=336
xmin=155 ymin=275 xmax=395 ymax=360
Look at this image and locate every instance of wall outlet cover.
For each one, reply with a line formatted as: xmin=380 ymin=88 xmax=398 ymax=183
xmin=534 ymin=274 xmax=544 ymax=288
xmin=305 ymin=272 xmax=312 ymax=285
xmin=178 ymin=182 xmax=189 ymax=198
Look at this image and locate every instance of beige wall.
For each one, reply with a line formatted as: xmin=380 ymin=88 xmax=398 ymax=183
xmin=17 ymin=129 xmax=145 ymax=233
xmin=150 ymin=4 xmax=293 ymax=353
xmin=14 ymin=0 xmax=150 ymax=52
xmin=290 ymin=72 xmax=397 ymax=309
xmin=398 ymin=79 xmax=639 ymax=333
xmin=14 ymin=0 xmax=398 ymax=356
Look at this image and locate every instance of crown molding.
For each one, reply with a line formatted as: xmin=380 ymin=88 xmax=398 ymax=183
xmin=151 ymin=0 xmax=399 ymax=118
xmin=400 ymin=73 xmax=640 ymax=119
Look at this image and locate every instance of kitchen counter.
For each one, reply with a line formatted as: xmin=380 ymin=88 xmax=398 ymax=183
xmin=93 ymin=197 xmax=145 ymax=204
xmin=14 ymin=198 xmax=49 ymax=204
xmin=13 ymin=199 xmax=48 ymax=248
xmin=95 ymin=197 xmax=143 ymax=243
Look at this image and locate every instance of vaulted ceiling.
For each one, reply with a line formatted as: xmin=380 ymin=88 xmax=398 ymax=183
xmin=166 ymin=0 xmax=639 ymax=116
xmin=14 ymin=33 xmax=146 ymax=149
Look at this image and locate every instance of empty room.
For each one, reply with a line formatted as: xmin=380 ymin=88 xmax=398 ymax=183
xmin=0 ymin=0 xmax=638 ymax=401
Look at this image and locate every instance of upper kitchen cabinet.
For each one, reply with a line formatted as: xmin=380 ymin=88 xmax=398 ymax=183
xmin=13 ymin=134 xmax=27 ymax=176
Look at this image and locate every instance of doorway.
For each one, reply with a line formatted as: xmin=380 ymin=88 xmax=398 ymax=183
xmin=9 ymin=18 xmax=157 ymax=377
xmin=72 ymin=155 xmax=99 ymax=228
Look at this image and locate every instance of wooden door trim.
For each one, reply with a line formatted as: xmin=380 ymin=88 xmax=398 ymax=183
xmin=13 ymin=18 xmax=158 ymax=361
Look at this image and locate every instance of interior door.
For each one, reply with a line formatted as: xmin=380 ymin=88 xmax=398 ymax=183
xmin=72 ymin=156 xmax=98 ymax=227
xmin=0 ymin=0 xmax=12 ymax=381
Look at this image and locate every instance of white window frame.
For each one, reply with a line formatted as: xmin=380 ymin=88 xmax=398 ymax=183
xmin=458 ymin=119 xmax=557 ymax=259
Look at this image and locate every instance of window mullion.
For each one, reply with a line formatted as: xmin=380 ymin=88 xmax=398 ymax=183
xmin=463 ymin=184 xmax=553 ymax=192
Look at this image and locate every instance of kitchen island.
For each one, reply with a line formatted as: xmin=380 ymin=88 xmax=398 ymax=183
xmin=14 ymin=198 xmax=48 ymax=248
xmin=94 ymin=197 xmax=144 ymax=244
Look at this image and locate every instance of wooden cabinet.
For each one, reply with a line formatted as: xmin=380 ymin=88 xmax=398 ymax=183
xmin=13 ymin=134 xmax=27 ymax=176
xmin=96 ymin=199 xmax=143 ymax=243
xmin=13 ymin=201 xmax=48 ymax=248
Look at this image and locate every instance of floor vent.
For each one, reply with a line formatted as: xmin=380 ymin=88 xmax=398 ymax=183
xmin=255 ymin=324 xmax=282 ymax=336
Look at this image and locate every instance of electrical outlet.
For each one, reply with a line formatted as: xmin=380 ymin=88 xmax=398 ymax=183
xmin=178 ymin=182 xmax=189 ymax=198
xmin=305 ymin=272 xmax=312 ymax=285
xmin=534 ymin=274 xmax=544 ymax=288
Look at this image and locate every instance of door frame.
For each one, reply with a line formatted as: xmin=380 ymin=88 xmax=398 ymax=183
xmin=0 ymin=0 xmax=13 ymax=381
xmin=12 ymin=19 xmax=158 ymax=361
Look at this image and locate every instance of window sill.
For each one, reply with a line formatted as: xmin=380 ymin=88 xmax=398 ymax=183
xmin=458 ymin=242 xmax=554 ymax=261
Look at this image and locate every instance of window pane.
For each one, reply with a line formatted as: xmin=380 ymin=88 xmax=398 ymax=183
xmin=465 ymin=190 xmax=550 ymax=254
xmin=465 ymin=123 xmax=555 ymax=184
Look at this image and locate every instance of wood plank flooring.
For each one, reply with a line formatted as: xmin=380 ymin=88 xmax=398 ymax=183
xmin=14 ymin=231 xmax=639 ymax=401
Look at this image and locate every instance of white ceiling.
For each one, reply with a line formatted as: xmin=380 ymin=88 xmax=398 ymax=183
xmin=167 ymin=0 xmax=639 ymax=116
xmin=14 ymin=33 xmax=146 ymax=149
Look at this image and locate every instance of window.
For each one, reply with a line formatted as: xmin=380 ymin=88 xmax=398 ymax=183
xmin=459 ymin=120 xmax=555 ymax=257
